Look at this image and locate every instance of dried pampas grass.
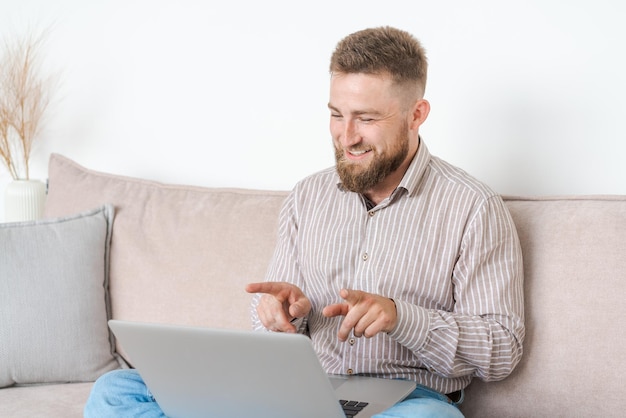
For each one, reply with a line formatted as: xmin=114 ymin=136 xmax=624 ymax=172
xmin=0 ymin=31 xmax=54 ymax=180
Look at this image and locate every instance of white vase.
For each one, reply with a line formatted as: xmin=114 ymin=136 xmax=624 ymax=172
xmin=4 ymin=179 xmax=47 ymax=222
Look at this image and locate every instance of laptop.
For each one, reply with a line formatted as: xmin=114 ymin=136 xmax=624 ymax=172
xmin=108 ymin=320 xmax=416 ymax=418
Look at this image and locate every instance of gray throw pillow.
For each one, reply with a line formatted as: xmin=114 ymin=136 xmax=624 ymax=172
xmin=0 ymin=205 xmax=125 ymax=387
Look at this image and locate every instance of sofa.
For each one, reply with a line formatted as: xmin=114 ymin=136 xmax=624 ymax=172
xmin=1 ymin=153 xmax=625 ymax=417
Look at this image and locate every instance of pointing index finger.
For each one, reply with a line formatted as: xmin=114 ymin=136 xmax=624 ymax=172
xmin=245 ymin=282 xmax=286 ymax=296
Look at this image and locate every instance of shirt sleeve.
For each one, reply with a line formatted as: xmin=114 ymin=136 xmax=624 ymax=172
xmin=387 ymin=195 xmax=525 ymax=382
xmin=251 ymin=191 xmax=309 ymax=335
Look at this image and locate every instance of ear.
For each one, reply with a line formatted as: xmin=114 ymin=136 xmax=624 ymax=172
xmin=409 ymin=99 xmax=430 ymax=131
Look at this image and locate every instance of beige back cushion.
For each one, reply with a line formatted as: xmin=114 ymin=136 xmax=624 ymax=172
xmin=462 ymin=195 xmax=626 ymax=417
xmin=44 ymin=154 xmax=287 ymax=358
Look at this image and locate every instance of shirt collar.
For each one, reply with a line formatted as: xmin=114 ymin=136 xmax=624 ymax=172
xmin=397 ymin=137 xmax=431 ymax=197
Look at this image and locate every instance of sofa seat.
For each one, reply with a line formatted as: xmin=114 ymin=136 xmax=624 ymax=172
xmin=0 ymin=382 xmax=93 ymax=417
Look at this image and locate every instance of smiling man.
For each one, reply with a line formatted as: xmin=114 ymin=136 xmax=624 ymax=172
xmin=84 ymin=27 xmax=524 ymax=418
xmin=246 ymin=27 xmax=525 ymax=417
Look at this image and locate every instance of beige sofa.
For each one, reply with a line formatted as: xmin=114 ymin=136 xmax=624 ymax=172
xmin=1 ymin=153 xmax=625 ymax=417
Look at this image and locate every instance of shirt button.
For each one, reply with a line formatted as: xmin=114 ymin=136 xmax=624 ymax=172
xmin=349 ymin=338 xmax=356 ymax=345
xmin=362 ymin=253 xmax=368 ymax=261
xmin=347 ymin=368 xmax=354 ymax=375
xmin=368 ymin=211 xmax=375 ymax=217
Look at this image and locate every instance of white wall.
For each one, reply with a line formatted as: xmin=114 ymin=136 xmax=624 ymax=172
xmin=2 ymin=0 xmax=625 ymax=220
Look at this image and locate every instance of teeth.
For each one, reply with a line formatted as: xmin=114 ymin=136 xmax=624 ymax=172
xmin=349 ymin=149 xmax=369 ymax=156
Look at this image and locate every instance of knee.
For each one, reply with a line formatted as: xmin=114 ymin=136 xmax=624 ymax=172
xmin=84 ymin=369 xmax=144 ymax=417
xmin=91 ymin=369 xmax=142 ymax=395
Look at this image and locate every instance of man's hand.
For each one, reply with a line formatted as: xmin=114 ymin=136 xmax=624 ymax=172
xmin=322 ymin=289 xmax=398 ymax=342
xmin=245 ymin=282 xmax=311 ymax=333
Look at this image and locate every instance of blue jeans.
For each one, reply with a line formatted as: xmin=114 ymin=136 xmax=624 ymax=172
xmin=85 ymin=369 xmax=464 ymax=417
xmin=84 ymin=369 xmax=166 ymax=418
xmin=372 ymin=384 xmax=464 ymax=418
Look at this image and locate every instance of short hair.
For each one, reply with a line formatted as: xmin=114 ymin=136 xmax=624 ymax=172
xmin=329 ymin=26 xmax=428 ymax=98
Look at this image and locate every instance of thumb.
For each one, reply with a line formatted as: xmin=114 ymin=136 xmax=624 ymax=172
xmin=289 ymin=298 xmax=311 ymax=318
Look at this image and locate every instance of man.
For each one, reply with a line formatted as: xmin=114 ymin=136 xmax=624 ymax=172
xmin=245 ymin=26 xmax=524 ymax=417
xmin=85 ymin=26 xmax=523 ymax=417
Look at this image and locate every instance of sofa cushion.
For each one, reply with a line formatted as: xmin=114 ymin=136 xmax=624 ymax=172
xmin=0 ymin=382 xmax=93 ymax=418
xmin=461 ymin=195 xmax=626 ymax=417
xmin=0 ymin=206 xmax=124 ymax=387
xmin=44 ymin=154 xmax=288 ymax=362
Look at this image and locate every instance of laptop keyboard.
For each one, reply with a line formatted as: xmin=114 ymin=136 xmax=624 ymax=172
xmin=339 ymin=400 xmax=369 ymax=417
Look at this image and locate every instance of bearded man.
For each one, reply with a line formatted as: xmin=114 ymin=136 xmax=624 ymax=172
xmin=246 ymin=26 xmax=524 ymax=417
xmin=85 ymin=26 xmax=524 ymax=418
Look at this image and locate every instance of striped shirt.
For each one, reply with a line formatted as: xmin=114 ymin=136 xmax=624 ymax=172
xmin=252 ymin=140 xmax=524 ymax=394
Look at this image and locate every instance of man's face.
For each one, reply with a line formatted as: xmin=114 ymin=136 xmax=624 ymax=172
xmin=328 ymin=72 xmax=414 ymax=195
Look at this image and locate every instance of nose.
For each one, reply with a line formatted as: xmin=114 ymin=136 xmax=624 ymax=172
xmin=339 ymin=119 xmax=361 ymax=148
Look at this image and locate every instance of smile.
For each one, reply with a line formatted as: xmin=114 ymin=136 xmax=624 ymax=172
xmin=347 ymin=149 xmax=372 ymax=157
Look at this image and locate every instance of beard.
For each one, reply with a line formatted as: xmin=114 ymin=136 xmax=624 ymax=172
xmin=334 ymin=123 xmax=410 ymax=194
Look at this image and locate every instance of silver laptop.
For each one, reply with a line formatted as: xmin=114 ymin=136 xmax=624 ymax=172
xmin=108 ymin=320 xmax=416 ymax=418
